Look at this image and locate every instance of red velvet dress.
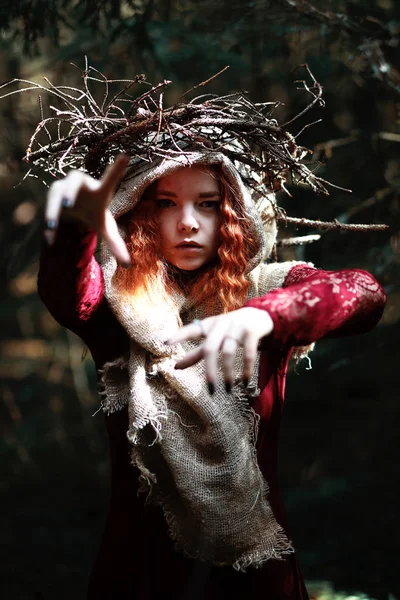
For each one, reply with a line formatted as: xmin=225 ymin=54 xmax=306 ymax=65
xmin=38 ymin=222 xmax=386 ymax=600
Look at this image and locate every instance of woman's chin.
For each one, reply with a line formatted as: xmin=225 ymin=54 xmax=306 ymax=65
xmin=167 ymin=258 xmax=216 ymax=274
xmin=171 ymin=260 xmax=207 ymax=272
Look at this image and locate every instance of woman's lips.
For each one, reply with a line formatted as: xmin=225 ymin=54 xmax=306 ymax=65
xmin=175 ymin=244 xmax=202 ymax=252
xmin=175 ymin=241 xmax=202 ymax=250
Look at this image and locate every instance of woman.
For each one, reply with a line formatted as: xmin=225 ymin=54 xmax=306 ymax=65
xmin=38 ymin=146 xmax=386 ymax=600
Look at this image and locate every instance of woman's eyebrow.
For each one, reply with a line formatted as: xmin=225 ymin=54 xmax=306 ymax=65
xmin=155 ymin=190 xmax=177 ymax=197
xmin=198 ymin=191 xmax=222 ymax=198
xmin=155 ymin=190 xmax=221 ymax=198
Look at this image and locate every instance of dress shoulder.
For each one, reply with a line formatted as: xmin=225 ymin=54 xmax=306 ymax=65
xmin=247 ymin=260 xmax=311 ymax=299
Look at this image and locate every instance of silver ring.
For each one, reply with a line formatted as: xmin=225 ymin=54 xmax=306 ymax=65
xmin=192 ymin=318 xmax=206 ymax=337
xmin=224 ymin=335 xmax=241 ymax=344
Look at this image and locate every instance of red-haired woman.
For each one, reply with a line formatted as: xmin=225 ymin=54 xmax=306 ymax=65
xmin=39 ymin=153 xmax=386 ymax=600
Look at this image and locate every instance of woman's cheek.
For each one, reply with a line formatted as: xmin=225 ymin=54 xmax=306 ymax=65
xmin=159 ymin=214 xmax=173 ymax=242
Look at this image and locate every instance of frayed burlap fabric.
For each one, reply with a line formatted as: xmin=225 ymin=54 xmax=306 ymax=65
xmin=100 ymin=151 xmax=298 ymax=570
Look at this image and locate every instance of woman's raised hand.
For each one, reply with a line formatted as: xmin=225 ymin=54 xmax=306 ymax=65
xmin=44 ymin=154 xmax=131 ymax=266
xmin=166 ymin=307 xmax=274 ymax=394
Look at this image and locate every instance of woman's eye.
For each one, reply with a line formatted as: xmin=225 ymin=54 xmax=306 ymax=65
xmin=156 ymin=199 xmax=175 ymax=209
xmin=199 ymin=200 xmax=221 ymax=210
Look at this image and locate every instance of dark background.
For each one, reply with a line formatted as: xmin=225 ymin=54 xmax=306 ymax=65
xmin=0 ymin=1 xmax=399 ymax=599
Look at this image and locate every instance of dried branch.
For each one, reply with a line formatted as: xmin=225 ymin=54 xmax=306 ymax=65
xmin=126 ymin=79 xmax=171 ymax=118
xmin=277 ymin=234 xmax=321 ymax=246
xmin=179 ymin=65 xmax=230 ymax=100
xmin=278 ymin=215 xmax=388 ymax=231
xmin=282 ymin=64 xmax=324 ymax=127
xmin=1 ymin=59 xmax=388 ymax=237
xmin=280 ymin=0 xmax=400 ymax=94
xmin=1 ymin=61 xmax=335 ymax=195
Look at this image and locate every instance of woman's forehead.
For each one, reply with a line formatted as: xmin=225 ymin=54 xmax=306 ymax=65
xmin=154 ymin=165 xmax=220 ymax=192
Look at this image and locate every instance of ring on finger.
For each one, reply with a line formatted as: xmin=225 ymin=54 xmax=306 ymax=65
xmin=224 ymin=334 xmax=241 ymax=344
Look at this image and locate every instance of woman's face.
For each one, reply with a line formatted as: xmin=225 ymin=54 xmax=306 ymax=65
xmin=152 ymin=166 xmax=222 ymax=271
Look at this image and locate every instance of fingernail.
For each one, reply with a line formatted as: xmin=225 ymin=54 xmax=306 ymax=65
xmin=62 ymin=198 xmax=70 ymax=208
xmin=121 ymin=261 xmax=131 ymax=269
xmin=207 ymin=382 xmax=215 ymax=396
xmin=225 ymin=381 xmax=232 ymax=393
xmin=243 ymin=378 xmax=249 ymax=388
xmin=46 ymin=219 xmax=56 ymax=230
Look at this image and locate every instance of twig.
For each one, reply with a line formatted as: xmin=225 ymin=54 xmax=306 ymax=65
xmin=10 ymin=59 xmax=387 ymax=239
xmin=278 ymin=215 xmax=388 ymax=231
xmin=179 ymin=65 xmax=230 ymax=100
xmin=127 ymin=80 xmax=171 ymax=118
xmin=105 ymin=74 xmax=146 ymax=116
xmin=294 ymin=118 xmax=322 ymax=138
xmin=155 ymin=92 xmax=164 ymax=145
xmin=277 ymin=234 xmax=321 ymax=246
xmin=282 ymin=64 xmax=324 ymax=127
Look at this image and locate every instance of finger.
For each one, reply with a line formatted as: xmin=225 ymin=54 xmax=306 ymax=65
xmin=166 ymin=321 xmax=206 ymax=345
xmin=45 ymin=180 xmax=64 ymax=222
xmin=45 ymin=171 xmax=95 ymax=224
xmin=63 ymin=170 xmax=98 ymax=210
xmin=100 ymin=154 xmax=130 ymax=202
xmin=202 ymin=320 xmax=233 ymax=393
xmin=221 ymin=336 xmax=240 ymax=392
xmin=241 ymin=331 xmax=259 ymax=386
xmin=101 ymin=210 xmax=131 ymax=266
xmin=174 ymin=346 xmax=204 ymax=370
xmin=45 ymin=180 xmax=65 ymax=244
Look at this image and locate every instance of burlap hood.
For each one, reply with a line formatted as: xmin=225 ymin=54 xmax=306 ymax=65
xmin=107 ymin=149 xmax=277 ymax=267
xmin=99 ymin=151 xmax=298 ymax=570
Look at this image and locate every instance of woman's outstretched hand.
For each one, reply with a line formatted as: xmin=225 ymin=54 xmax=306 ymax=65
xmin=166 ymin=307 xmax=274 ymax=394
xmin=44 ymin=154 xmax=131 ymax=266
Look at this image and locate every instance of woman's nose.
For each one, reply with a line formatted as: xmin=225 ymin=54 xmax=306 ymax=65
xmin=178 ymin=209 xmax=199 ymax=232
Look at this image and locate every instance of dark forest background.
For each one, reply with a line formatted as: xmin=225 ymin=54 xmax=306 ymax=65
xmin=0 ymin=1 xmax=399 ymax=599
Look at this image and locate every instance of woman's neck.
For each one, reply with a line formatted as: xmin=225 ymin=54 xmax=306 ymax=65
xmin=167 ymin=260 xmax=218 ymax=292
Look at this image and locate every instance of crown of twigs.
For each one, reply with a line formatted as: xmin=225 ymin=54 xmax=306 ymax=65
xmin=0 ymin=58 xmax=387 ymax=240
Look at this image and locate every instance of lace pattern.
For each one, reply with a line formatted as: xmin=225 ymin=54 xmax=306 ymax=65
xmin=246 ymin=265 xmax=386 ymax=347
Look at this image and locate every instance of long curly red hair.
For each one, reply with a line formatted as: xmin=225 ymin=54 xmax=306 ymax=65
xmin=114 ymin=166 xmax=259 ymax=314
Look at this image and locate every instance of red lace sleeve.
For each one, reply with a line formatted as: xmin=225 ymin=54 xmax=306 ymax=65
xmin=37 ymin=219 xmax=105 ymax=333
xmin=245 ymin=264 xmax=386 ymax=347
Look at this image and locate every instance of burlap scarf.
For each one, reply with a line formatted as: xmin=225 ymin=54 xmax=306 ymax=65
xmin=100 ymin=151 xmax=298 ymax=570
